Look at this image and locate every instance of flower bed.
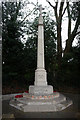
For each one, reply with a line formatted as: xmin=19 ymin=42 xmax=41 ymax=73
xmin=15 ymin=95 xmax=23 ymax=98
xmin=53 ymin=91 xmax=56 ymax=92
xmin=25 ymin=91 xmax=29 ymax=93
xmin=14 ymin=91 xmax=57 ymax=99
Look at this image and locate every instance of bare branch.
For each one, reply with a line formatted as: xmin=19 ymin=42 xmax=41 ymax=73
xmin=61 ymin=5 xmax=67 ymax=17
xmin=55 ymin=2 xmax=58 ymax=20
xmin=59 ymin=1 xmax=65 ymax=19
xmin=76 ymin=31 xmax=80 ymax=36
xmin=70 ymin=11 xmax=80 ymax=42
xmin=55 ymin=2 xmax=58 ymax=10
xmin=46 ymin=0 xmax=55 ymax=9
xmin=64 ymin=9 xmax=80 ymax=54
xmin=67 ymin=2 xmax=71 ymax=40
xmin=46 ymin=0 xmax=58 ymax=20
xmin=20 ymin=7 xmax=36 ymax=24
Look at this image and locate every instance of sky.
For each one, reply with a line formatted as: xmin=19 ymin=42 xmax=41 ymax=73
xmin=21 ymin=0 xmax=77 ymax=49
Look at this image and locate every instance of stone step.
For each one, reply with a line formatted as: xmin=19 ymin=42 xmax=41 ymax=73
xmin=9 ymin=93 xmax=73 ymax=112
xmin=20 ymin=99 xmax=72 ymax=112
xmin=17 ymin=93 xmax=66 ymax=105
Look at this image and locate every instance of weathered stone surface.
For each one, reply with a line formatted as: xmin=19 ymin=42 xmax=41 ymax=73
xmin=34 ymin=5 xmax=50 ymax=87
xmin=23 ymin=91 xmax=59 ymax=99
xmin=29 ymin=85 xmax=53 ymax=95
xmin=35 ymin=69 xmax=47 ymax=86
xmin=9 ymin=92 xmax=73 ymax=112
xmin=9 ymin=6 xmax=73 ymax=112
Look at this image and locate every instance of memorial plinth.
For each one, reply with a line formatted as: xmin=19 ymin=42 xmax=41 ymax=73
xmin=29 ymin=85 xmax=53 ymax=95
xmin=9 ymin=5 xmax=72 ymax=112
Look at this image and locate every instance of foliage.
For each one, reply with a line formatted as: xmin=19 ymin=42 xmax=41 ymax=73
xmin=2 ymin=2 xmax=80 ymax=94
xmin=72 ymin=2 xmax=80 ymax=21
xmin=2 ymin=3 xmax=57 ymax=92
xmin=2 ymin=2 xmax=25 ymax=86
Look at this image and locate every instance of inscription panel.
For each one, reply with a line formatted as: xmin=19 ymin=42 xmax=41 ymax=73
xmin=38 ymin=74 xmax=44 ymax=79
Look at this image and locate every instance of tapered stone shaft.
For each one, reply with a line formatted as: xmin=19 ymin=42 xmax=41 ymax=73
xmin=37 ymin=13 xmax=44 ymax=69
xmin=34 ymin=6 xmax=47 ymax=86
xmin=29 ymin=5 xmax=53 ymax=94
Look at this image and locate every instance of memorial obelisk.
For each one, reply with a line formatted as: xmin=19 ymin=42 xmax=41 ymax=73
xmin=29 ymin=5 xmax=53 ymax=95
xmin=10 ymin=5 xmax=72 ymax=112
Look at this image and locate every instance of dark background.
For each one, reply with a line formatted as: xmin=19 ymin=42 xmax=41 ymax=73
xmin=2 ymin=2 xmax=80 ymax=95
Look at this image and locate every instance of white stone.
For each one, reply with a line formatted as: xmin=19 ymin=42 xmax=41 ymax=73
xmin=34 ymin=69 xmax=47 ymax=86
xmin=29 ymin=5 xmax=54 ymax=93
xmin=37 ymin=9 xmax=44 ymax=69
xmin=17 ymin=103 xmax=23 ymax=106
xmin=29 ymin=85 xmax=53 ymax=95
xmin=9 ymin=92 xmax=73 ymax=112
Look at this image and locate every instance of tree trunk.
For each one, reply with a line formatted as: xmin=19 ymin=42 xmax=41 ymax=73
xmin=56 ymin=1 xmax=64 ymax=68
xmin=57 ymin=19 xmax=62 ymax=68
xmin=47 ymin=1 xmax=80 ymax=66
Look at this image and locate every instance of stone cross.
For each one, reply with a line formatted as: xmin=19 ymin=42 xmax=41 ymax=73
xmin=39 ymin=5 xmax=42 ymax=15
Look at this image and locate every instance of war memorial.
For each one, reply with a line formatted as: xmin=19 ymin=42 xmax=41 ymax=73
xmin=9 ymin=6 xmax=72 ymax=112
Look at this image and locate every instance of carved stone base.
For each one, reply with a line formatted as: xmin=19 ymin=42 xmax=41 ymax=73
xmin=9 ymin=92 xmax=73 ymax=112
xmin=35 ymin=69 xmax=47 ymax=86
xmin=29 ymin=85 xmax=53 ymax=95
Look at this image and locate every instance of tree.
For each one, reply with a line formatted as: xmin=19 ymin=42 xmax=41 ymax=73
xmin=2 ymin=2 xmax=25 ymax=87
xmin=47 ymin=1 xmax=80 ymax=67
xmin=64 ymin=2 xmax=80 ymax=54
xmin=2 ymin=1 xmax=39 ymax=94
